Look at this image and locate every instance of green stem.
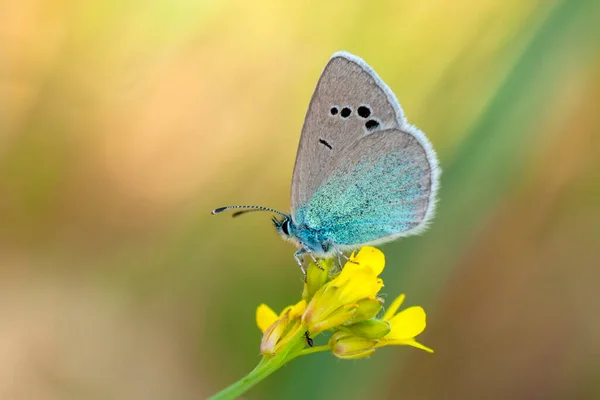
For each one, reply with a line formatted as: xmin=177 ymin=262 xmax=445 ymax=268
xmin=208 ymin=355 xmax=281 ymax=400
xmin=298 ymin=344 xmax=330 ymax=357
xmin=208 ymin=330 xmax=307 ymax=400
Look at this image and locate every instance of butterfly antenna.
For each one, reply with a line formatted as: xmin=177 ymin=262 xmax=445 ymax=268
xmin=211 ymin=205 xmax=288 ymax=218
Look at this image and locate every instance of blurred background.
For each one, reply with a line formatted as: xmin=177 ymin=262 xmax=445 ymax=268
xmin=1 ymin=0 xmax=599 ymax=399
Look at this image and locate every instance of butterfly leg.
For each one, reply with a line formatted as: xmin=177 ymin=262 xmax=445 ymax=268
xmin=307 ymin=250 xmax=325 ymax=271
xmin=334 ymin=247 xmax=359 ymax=265
xmin=293 ymin=248 xmax=325 ymax=282
xmin=293 ymin=249 xmax=307 ymax=278
xmin=335 ymin=251 xmax=343 ymax=268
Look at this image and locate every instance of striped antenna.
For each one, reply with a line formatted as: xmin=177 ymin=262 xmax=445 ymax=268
xmin=211 ymin=205 xmax=288 ymax=218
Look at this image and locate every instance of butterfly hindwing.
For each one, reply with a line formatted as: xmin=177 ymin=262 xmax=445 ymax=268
xmin=295 ymin=128 xmax=437 ymax=247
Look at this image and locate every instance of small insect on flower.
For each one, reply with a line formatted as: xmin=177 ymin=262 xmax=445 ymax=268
xmin=211 ymin=51 xmax=440 ymax=275
xmin=303 ymin=331 xmax=314 ymax=347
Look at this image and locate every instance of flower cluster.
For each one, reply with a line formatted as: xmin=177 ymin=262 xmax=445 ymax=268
xmin=256 ymin=247 xmax=432 ymax=359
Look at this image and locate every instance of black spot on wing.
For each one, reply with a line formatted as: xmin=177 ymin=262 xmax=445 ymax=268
xmin=319 ymin=138 xmax=333 ymax=150
xmin=365 ymin=119 xmax=380 ymax=131
xmin=357 ymin=105 xmax=371 ymax=118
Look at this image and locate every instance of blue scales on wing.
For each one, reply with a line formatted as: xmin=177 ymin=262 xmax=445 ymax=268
xmin=294 ymin=128 xmax=436 ymax=247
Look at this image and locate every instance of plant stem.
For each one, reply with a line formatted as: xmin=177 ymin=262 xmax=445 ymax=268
xmin=298 ymin=345 xmax=330 ymax=356
xmin=208 ymin=355 xmax=281 ymax=400
xmin=208 ymin=330 xmax=307 ymax=400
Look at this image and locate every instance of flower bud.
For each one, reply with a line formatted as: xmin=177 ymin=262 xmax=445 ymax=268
xmin=345 ymin=319 xmax=391 ymax=339
xmin=344 ymin=298 xmax=383 ymax=324
xmin=329 ymin=332 xmax=377 ymax=360
xmin=302 ymin=259 xmax=333 ymax=302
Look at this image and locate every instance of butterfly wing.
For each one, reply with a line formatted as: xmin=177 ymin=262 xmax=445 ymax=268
xmin=295 ymin=128 xmax=440 ymax=247
xmin=290 ymin=52 xmax=406 ymax=215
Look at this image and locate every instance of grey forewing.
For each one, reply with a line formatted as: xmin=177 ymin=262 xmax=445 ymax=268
xmin=290 ymin=54 xmax=403 ymax=216
xmin=301 ymin=128 xmax=433 ymax=245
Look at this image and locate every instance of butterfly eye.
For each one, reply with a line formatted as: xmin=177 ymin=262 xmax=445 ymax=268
xmin=281 ymin=219 xmax=290 ymax=235
xmin=330 ymin=106 xmax=339 ymax=115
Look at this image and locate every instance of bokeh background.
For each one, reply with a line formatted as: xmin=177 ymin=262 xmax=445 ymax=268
xmin=1 ymin=0 xmax=599 ymax=399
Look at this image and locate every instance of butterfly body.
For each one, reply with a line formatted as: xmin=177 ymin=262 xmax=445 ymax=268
xmin=213 ymin=51 xmax=440 ymax=272
xmin=274 ymin=216 xmax=333 ymax=257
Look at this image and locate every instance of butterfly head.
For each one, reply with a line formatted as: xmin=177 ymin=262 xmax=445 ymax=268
xmin=272 ymin=215 xmax=293 ymax=239
xmin=211 ymin=205 xmax=297 ymax=242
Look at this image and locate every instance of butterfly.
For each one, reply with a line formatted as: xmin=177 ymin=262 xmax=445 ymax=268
xmin=212 ymin=51 xmax=440 ymax=274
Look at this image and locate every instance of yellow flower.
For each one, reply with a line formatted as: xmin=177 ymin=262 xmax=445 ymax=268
xmin=330 ymin=293 xmax=433 ymax=359
xmin=256 ymin=300 xmax=306 ymax=356
xmin=377 ymin=294 xmax=433 ymax=353
xmin=256 ymin=247 xmax=432 ymax=362
xmin=217 ymin=246 xmax=437 ymax=399
xmin=302 ymin=247 xmax=385 ymax=334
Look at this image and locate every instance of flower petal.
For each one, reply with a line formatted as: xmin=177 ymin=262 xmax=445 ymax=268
xmin=260 ymin=316 xmax=289 ymax=355
xmin=256 ymin=304 xmax=278 ymax=333
xmin=381 ymin=338 xmax=434 ymax=353
xmin=382 ymin=294 xmax=405 ymax=321
xmin=308 ymin=304 xmax=358 ymax=334
xmin=350 ymin=246 xmax=385 ymax=275
xmin=404 ymin=339 xmax=434 ymax=353
xmin=335 ymin=270 xmax=382 ymax=303
xmin=387 ymin=306 xmax=427 ymax=340
xmin=289 ymin=299 xmax=307 ymax=319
